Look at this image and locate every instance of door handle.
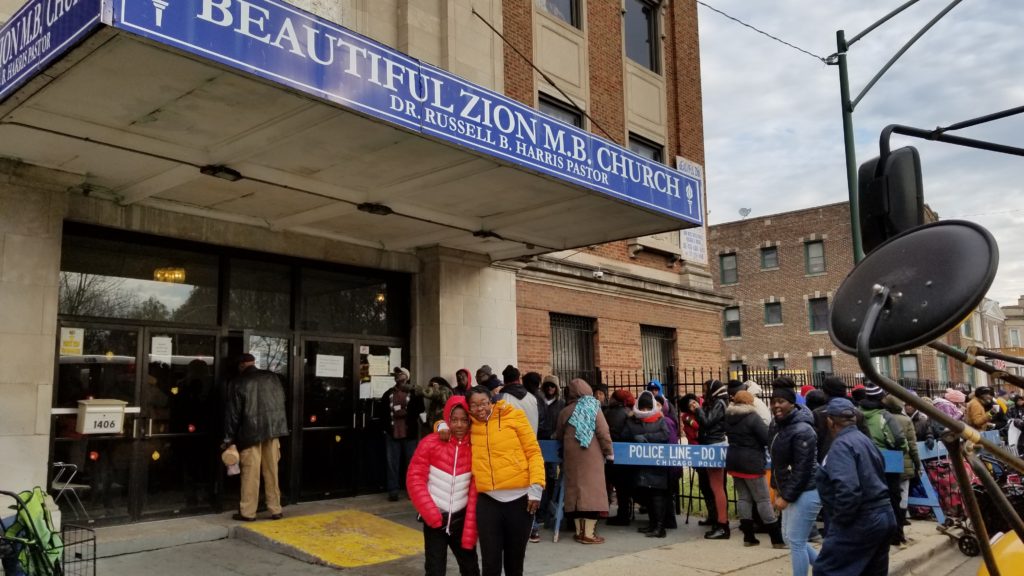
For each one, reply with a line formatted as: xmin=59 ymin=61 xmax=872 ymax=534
xmin=362 ymin=412 xmax=366 ymax=428
xmin=352 ymin=413 xmax=356 ymax=428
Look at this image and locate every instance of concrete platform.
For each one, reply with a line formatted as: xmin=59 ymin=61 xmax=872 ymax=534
xmin=92 ymin=495 xmax=979 ymax=575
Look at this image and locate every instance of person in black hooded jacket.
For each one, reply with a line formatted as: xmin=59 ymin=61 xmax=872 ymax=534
xmin=769 ymin=383 xmax=820 ymax=576
xmin=725 ymin=391 xmax=784 ymax=548
xmin=689 ymin=379 xmax=730 ymax=539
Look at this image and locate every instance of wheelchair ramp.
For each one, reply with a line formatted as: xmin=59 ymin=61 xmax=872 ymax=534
xmin=235 ymin=510 xmax=422 ymax=568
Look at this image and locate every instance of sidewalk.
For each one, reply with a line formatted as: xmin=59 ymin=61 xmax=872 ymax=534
xmin=93 ymin=495 xmax=978 ymax=576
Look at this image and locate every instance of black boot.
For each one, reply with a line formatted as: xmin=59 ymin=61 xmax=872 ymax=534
xmin=704 ymin=522 xmax=731 ymax=540
xmin=645 ymin=524 xmax=666 ymax=538
xmin=739 ymin=519 xmax=759 ymax=547
xmin=637 ymin=524 xmax=656 ymax=533
xmin=766 ymin=519 xmax=787 ymax=549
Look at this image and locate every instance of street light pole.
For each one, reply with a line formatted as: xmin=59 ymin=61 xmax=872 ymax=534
xmin=835 ymin=30 xmax=863 ymax=262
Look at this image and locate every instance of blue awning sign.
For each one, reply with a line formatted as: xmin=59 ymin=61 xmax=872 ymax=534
xmin=108 ymin=0 xmax=702 ymax=224
xmin=0 ymin=0 xmax=103 ymax=101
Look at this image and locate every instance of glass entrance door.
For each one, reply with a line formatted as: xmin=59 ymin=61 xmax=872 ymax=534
xmin=138 ymin=330 xmax=219 ymax=518
xmin=298 ymin=339 xmax=357 ymax=498
xmin=53 ymin=325 xmax=141 ymax=523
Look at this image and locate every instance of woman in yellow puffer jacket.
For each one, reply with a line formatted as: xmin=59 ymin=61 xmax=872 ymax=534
xmin=466 ymin=385 xmax=545 ymax=576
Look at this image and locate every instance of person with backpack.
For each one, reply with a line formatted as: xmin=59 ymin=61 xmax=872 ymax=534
xmin=857 ymin=383 xmax=909 ymax=546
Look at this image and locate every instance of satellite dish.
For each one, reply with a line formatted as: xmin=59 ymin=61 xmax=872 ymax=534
xmin=738 ymin=208 xmax=751 ymax=218
xmin=829 ymin=220 xmax=997 ymax=356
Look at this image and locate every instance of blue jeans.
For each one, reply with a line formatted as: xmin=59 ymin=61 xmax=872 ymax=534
xmin=781 ymin=489 xmax=821 ymax=576
xmin=385 ymin=435 xmax=418 ymax=494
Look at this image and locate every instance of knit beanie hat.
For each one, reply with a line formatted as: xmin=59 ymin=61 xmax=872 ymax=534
xmin=945 ymin=388 xmax=966 ymax=403
xmin=863 ymin=382 xmax=885 ymax=399
xmin=727 ymin=379 xmax=748 ymax=396
xmin=821 ymin=376 xmax=848 ymax=399
xmin=771 ymin=385 xmax=797 ymax=405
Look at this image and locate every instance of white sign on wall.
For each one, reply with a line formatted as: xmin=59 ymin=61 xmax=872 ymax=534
xmin=676 ymin=156 xmax=708 ymax=264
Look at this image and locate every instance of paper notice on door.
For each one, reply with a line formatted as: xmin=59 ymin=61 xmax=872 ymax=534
xmin=60 ymin=328 xmax=84 ymax=356
xmin=315 ymin=354 xmax=345 ymax=378
xmin=368 ymin=355 xmax=390 ymax=376
xmin=151 ymin=336 xmax=173 ymax=366
xmin=359 ymin=382 xmax=373 ymax=399
xmin=370 ymin=376 xmax=393 ymax=398
xmin=389 ymin=347 xmax=403 ymax=371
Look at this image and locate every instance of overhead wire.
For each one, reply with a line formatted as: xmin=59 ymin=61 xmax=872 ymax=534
xmin=696 ymin=1 xmax=829 ymax=64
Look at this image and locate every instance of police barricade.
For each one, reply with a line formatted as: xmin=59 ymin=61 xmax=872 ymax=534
xmin=539 ymin=430 xmax=1003 ymax=534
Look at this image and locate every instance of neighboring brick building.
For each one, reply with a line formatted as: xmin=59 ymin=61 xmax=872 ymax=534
xmin=1000 ymin=296 xmax=1024 ymax=377
xmin=707 ymin=201 xmax=974 ymax=390
xmin=509 ymin=0 xmax=728 ymax=383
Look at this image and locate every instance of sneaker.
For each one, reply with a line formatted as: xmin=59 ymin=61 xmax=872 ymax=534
xmin=231 ymin=513 xmax=256 ymax=522
xmin=270 ymin=513 xmax=284 ymax=520
xmin=529 ymin=528 xmax=541 ymax=543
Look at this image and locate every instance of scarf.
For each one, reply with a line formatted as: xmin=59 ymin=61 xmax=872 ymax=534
xmin=568 ymin=396 xmax=600 ymax=448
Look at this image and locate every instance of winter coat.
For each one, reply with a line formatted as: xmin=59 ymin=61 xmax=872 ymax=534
xmin=695 ymin=396 xmax=728 ymax=445
xmin=223 ymin=366 xmax=289 ymax=450
xmin=910 ymin=412 xmax=933 ymax=445
xmin=744 ymin=382 xmax=773 ymax=426
xmin=724 ymin=404 xmax=768 ymax=476
xmin=815 ymin=426 xmax=892 ymax=526
xmin=769 ymin=405 xmax=818 ymax=503
xmin=452 ymin=368 xmax=473 ymax=397
xmin=860 ymin=401 xmax=908 ymax=455
xmin=555 ymin=380 xmax=613 ymax=513
xmin=407 ymin=397 xmax=478 ymax=550
xmin=680 ymin=411 xmax=700 ymax=445
xmin=538 ymin=387 xmax=565 ymax=441
xmin=966 ymin=397 xmax=994 ymax=429
xmin=623 ymin=414 xmax=671 ymax=489
xmin=888 ymin=411 xmax=921 ymax=479
xmin=416 ymin=382 xmax=453 ymax=437
xmin=469 ymin=400 xmax=546 ymax=493
xmin=812 ymin=400 xmax=867 ymax=463
xmin=604 ymin=402 xmax=631 ymax=441
xmin=381 ymin=385 xmax=425 ymax=438
xmin=500 ymin=384 xmax=540 ymax=433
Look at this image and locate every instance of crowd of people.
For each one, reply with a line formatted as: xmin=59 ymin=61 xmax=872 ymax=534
xmin=224 ymin=356 xmax=1018 ymax=576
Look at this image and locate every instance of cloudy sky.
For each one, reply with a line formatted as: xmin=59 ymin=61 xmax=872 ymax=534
xmin=697 ymin=0 xmax=1023 ymax=308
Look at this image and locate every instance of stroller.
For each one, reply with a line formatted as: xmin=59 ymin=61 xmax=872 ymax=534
xmin=934 ymin=452 xmax=1024 ymax=557
xmin=1 ymin=488 xmax=66 ymax=576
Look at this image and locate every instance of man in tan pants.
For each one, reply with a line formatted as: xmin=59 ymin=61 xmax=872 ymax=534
xmin=223 ymin=353 xmax=289 ymax=521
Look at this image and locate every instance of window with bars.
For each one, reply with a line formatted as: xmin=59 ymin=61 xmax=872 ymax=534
xmin=550 ymin=313 xmax=596 ymax=384
xmin=723 ymin=307 xmax=741 ymax=338
xmin=641 ymin=325 xmax=675 ymax=383
xmin=812 ymin=355 xmax=833 ymax=374
xmin=768 ymin=358 xmax=786 ymax=370
xmin=809 ymin=297 xmax=829 ymax=332
xmin=805 ymin=241 xmax=825 ymax=274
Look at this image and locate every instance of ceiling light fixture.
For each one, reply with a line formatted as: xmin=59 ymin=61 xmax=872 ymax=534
xmin=200 ymin=164 xmax=243 ymax=182
xmin=357 ymin=203 xmax=394 ymax=216
xmin=154 ymin=267 xmax=187 ymax=283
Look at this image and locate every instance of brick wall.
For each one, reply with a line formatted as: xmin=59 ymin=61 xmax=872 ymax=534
xmin=516 ymin=279 xmax=722 ymax=375
xmin=708 ymin=203 xmax=858 ymax=373
xmin=666 ymin=0 xmax=705 ymax=164
xmin=587 ymin=0 xmax=625 ymax=144
xmin=502 ymin=0 xmax=534 ymax=105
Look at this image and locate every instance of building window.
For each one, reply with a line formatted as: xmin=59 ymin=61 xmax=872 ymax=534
xmin=539 ymin=93 xmax=583 ymax=128
xmin=967 ymin=366 xmax=977 ymax=386
xmin=536 ymin=0 xmax=579 ymax=28
xmin=764 ymin=302 xmax=782 ymax=325
xmin=812 ymin=355 xmax=833 ymax=375
xmin=550 ymin=313 xmax=596 ymax=383
xmin=873 ymin=356 xmax=893 ymax=377
xmin=962 ymin=314 xmax=975 ymax=338
xmin=990 ymin=324 xmax=1001 ymax=348
xmin=761 ymin=246 xmax=778 ymax=269
xmin=641 ymin=325 xmax=675 ymax=383
xmin=805 ymin=240 xmax=825 ymax=274
xmin=768 ymin=358 xmax=786 ymax=371
xmin=937 ymin=354 xmax=949 ymax=382
xmin=900 ymin=355 xmax=919 ymax=381
xmin=723 ymin=307 xmax=741 ymax=338
xmin=728 ymin=360 xmax=744 ymax=378
xmin=624 ymin=0 xmax=658 ymax=72
xmin=628 ymin=133 xmax=663 ymax=163
xmin=1011 ymin=328 xmax=1021 ymax=347
xmin=809 ymin=297 xmax=829 ymax=332
xmin=720 ymin=253 xmax=737 ymax=285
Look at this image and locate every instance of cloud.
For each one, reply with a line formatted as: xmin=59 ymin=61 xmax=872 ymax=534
xmin=699 ymin=0 xmax=1024 ymax=307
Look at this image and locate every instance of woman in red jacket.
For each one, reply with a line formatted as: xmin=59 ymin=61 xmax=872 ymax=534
xmin=407 ymin=396 xmax=480 ymax=576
